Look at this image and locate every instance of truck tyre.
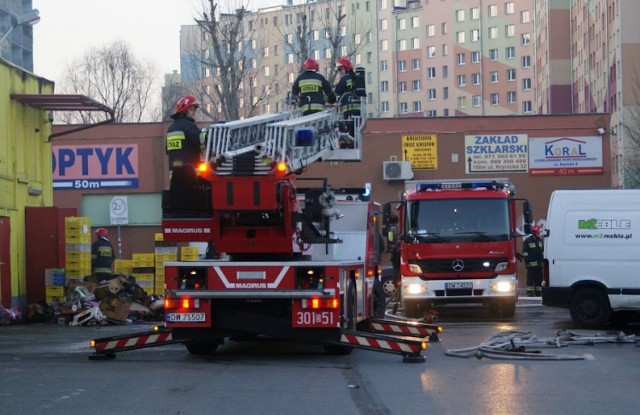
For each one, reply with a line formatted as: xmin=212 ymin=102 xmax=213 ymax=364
xmin=185 ymin=341 xmax=219 ymax=355
xmin=569 ymin=287 xmax=611 ymax=328
xmin=381 ymin=276 xmax=397 ymax=298
xmin=489 ymin=298 xmax=516 ymax=318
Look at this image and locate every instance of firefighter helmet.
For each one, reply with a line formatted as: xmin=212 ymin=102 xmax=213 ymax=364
xmin=303 ymin=58 xmax=319 ymax=71
xmin=531 ymin=225 xmax=541 ymax=235
xmin=175 ymin=96 xmax=199 ymax=114
xmin=95 ymin=228 xmax=108 ymax=238
xmin=335 ymin=57 xmax=353 ymax=72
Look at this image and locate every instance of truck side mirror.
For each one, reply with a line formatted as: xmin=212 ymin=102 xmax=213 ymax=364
xmin=523 ymin=223 xmax=532 ymax=235
xmin=523 ymin=200 xmax=533 ymax=224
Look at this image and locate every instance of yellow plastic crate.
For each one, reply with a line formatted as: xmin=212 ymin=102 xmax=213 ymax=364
xmin=155 ymin=233 xmax=164 ymax=242
xmin=132 ymin=253 xmax=155 ymax=268
xmin=64 ymin=217 xmax=90 ymax=230
xmin=114 ymin=259 xmax=133 ymax=274
xmin=132 ymin=273 xmax=154 ymax=282
xmin=181 ymin=246 xmax=200 ymax=261
xmin=65 ymin=269 xmax=92 ymax=279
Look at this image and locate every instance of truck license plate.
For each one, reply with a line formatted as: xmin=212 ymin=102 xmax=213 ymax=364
xmin=445 ymin=282 xmax=473 ymax=290
xmin=167 ymin=313 xmax=205 ymax=322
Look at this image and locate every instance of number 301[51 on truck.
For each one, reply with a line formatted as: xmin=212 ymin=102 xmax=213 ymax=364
xmin=383 ymin=179 xmax=533 ymax=319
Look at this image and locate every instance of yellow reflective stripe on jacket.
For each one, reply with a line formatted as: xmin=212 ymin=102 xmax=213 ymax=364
xmin=167 ymin=131 xmax=185 ymax=151
xmin=299 ymin=79 xmax=322 ymax=93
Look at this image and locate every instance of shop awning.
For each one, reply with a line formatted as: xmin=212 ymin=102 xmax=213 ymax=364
xmin=10 ymin=94 xmax=115 ymax=141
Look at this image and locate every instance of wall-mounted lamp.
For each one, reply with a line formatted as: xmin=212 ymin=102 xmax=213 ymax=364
xmin=0 ymin=9 xmax=40 ymax=45
xmin=610 ymin=126 xmax=618 ymax=136
xmin=597 ymin=127 xmax=606 ymax=135
xmin=28 ymin=187 xmax=42 ymax=196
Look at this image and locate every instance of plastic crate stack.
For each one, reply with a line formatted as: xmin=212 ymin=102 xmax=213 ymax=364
xmin=154 ymin=233 xmax=177 ymax=295
xmin=132 ymin=253 xmax=155 ymax=294
xmin=45 ymin=268 xmax=66 ymax=303
xmin=64 ymin=217 xmax=92 ymax=285
xmin=114 ymin=259 xmax=133 ymax=275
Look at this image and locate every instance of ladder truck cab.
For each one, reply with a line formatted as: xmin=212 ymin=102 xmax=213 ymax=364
xmin=149 ymin=104 xmax=439 ymax=360
xmin=384 ymin=179 xmax=533 ymax=319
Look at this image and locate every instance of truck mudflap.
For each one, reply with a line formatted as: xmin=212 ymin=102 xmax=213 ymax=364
xmin=89 ymin=327 xmax=184 ymax=360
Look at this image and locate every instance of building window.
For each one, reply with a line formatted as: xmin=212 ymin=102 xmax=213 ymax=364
xmin=507 ymin=91 xmax=516 ymax=103
xmin=382 ymin=101 xmax=389 ymax=112
xmin=380 ymin=19 xmax=388 ymax=30
xmin=426 ymin=24 xmax=435 ymax=36
xmin=507 ymin=68 xmax=516 ymax=81
xmin=522 ymin=55 xmax=531 ymax=68
xmin=473 ymin=95 xmax=481 ymax=107
xmin=521 ymin=10 xmax=530 ymax=23
xmin=381 ymin=39 xmax=388 ymax=51
xmin=522 ymin=33 xmax=531 ymax=45
xmin=398 ymin=39 xmax=406 ymax=51
xmin=442 ymin=44 xmax=448 ymax=56
xmin=411 ymin=37 xmax=420 ymax=49
xmin=456 ymin=9 xmax=465 ymax=22
xmin=381 ymin=60 xmax=389 ymax=71
xmin=471 ymin=29 xmax=480 ymax=42
xmin=506 ymin=25 xmax=515 ymax=37
xmin=488 ymin=4 xmax=498 ymax=17
xmin=457 ymin=75 xmax=466 ymax=86
xmin=399 ymin=60 xmax=407 ymax=72
xmin=441 ymin=22 xmax=447 ymax=35
xmin=489 ymin=26 xmax=498 ymax=39
xmin=399 ymin=18 xmax=406 ymax=30
xmin=399 ymin=81 xmax=407 ymax=92
xmin=428 ymin=88 xmax=437 ymax=100
xmin=427 ymin=110 xmax=437 ymax=117
xmin=457 ymin=31 xmax=466 ymax=43
xmin=412 ymin=58 xmax=420 ymax=70
xmin=381 ymin=80 xmax=389 ymax=92
xmin=472 ymin=73 xmax=481 ymax=85
xmin=412 ymin=16 xmax=420 ymax=28
xmin=505 ymin=2 xmax=515 ymax=15
xmin=399 ymin=102 xmax=408 ymax=113
xmin=471 ymin=7 xmax=480 ymax=20
xmin=490 ymin=71 xmax=499 ymax=83
xmin=413 ymin=101 xmax=422 ymax=112
xmin=471 ymin=51 xmax=480 ymax=63
xmin=412 ymin=80 xmax=421 ymax=91
xmin=326 ymin=48 xmax=332 ymax=59
xmin=457 ymin=53 xmax=466 ymax=65
xmin=442 ymin=65 xmax=448 ymax=78
xmin=489 ymin=49 xmax=498 ymax=61
xmin=457 ymin=96 xmax=467 ymax=108
xmin=427 ymin=67 xmax=436 ymax=79
xmin=522 ymin=78 xmax=532 ymax=90
xmin=427 ymin=46 xmax=436 ymax=58
xmin=443 ymin=87 xmax=449 ymax=99
xmin=523 ymin=101 xmax=532 ymax=113
xmin=490 ymin=93 xmax=499 ymax=105
xmin=506 ymin=46 xmax=515 ymax=59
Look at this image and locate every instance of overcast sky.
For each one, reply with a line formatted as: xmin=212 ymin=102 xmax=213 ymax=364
xmin=32 ymin=0 xmax=284 ymax=84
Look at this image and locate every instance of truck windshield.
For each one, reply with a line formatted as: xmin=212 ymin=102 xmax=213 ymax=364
xmin=405 ymin=198 xmax=510 ymax=242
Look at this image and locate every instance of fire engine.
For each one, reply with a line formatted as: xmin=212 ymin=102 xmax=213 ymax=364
xmin=91 ymin=103 xmax=440 ymax=362
xmin=384 ymin=179 xmax=533 ymax=319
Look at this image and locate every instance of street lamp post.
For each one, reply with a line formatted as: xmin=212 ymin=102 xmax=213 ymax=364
xmin=0 ymin=9 xmax=40 ymax=45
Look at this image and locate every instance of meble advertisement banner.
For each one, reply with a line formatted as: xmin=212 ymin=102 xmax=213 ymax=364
xmin=528 ymin=136 xmax=603 ymax=176
xmin=52 ymin=144 xmax=139 ymax=190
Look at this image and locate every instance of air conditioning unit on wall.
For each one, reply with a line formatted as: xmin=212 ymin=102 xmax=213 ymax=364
xmin=383 ymin=161 xmax=414 ymax=180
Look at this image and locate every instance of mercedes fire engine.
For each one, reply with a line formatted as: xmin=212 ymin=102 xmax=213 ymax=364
xmin=88 ymin=102 xmax=440 ymax=361
xmin=384 ymin=179 xmax=533 ymax=319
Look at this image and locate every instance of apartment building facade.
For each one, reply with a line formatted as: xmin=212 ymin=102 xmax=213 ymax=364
xmin=0 ymin=0 xmax=35 ymax=72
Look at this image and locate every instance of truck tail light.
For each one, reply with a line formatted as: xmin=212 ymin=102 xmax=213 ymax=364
xmin=165 ymin=298 xmax=200 ymax=309
xmin=302 ymin=298 xmax=338 ymax=309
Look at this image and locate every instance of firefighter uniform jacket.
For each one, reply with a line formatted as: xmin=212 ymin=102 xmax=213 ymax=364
xmin=91 ymin=236 xmax=115 ymax=275
xmin=522 ymin=235 xmax=544 ymax=269
xmin=335 ymin=70 xmax=361 ymax=117
xmin=291 ymin=70 xmax=336 ymax=115
xmin=166 ymin=113 xmax=202 ymax=169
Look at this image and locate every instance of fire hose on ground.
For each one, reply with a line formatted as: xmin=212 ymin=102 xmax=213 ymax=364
xmin=445 ymin=329 xmax=637 ymax=360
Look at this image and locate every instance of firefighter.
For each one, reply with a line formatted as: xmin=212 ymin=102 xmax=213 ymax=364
xmin=334 ymin=57 xmax=361 ymax=146
xmin=522 ymin=224 xmax=544 ymax=296
xmin=91 ymin=228 xmax=115 ymax=283
xmin=166 ymin=95 xmax=202 ymax=180
xmin=291 ymin=58 xmax=336 ymax=115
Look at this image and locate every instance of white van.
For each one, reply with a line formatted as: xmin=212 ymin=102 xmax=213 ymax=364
xmin=542 ymin=189 xmax=640 ymax=328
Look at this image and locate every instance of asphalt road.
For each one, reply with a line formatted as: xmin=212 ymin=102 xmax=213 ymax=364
xmin=1 ymin=300 xmax=639 ymax=415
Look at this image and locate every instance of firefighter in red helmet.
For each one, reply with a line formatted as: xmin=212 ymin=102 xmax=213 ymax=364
xmin=334 ymin=57 xmax=360 ymax=146
xmin=290 ymin=58 xmax=336 ymax=115
xmin=166 ymin=95 xmax=202 ymax=176
xmin=522 ymin=224 xmax=544 ymax=296
xmin=91 ymin=228 xmax=115 ymax=283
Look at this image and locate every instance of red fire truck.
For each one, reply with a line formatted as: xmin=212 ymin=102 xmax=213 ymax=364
xmin=90 ymin=106 xmax=440 ymax=362
xmin=384 ymin=179 xmax=533 ymax=319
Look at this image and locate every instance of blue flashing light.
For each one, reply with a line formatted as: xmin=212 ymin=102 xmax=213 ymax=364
xmin=360 ymin=183 xmax=372 ymax=201
xmin=417 ymin=180 xmax=505 ymax=192
xmin=294 ymin=128 xmax=316 ymax=147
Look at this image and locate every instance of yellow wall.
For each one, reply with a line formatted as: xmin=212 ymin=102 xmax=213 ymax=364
xmin=0 ymin=59 xmax=54 ymax=308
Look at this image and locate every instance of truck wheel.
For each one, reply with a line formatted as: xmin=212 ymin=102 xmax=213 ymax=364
xmin=569 ymin=287 xmax=611 ymax=328
xmin=489 ymin=299 xmax=516 ymax=318
xmin=381 ymin=276 xmax=397 ymax=298
xmin=185 ymin=341 xmax=218 ymax=355
xmin=404 ymin=300 xmax=421 ymax=319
